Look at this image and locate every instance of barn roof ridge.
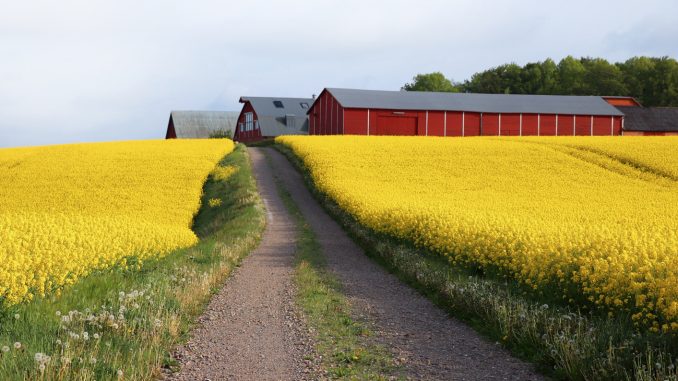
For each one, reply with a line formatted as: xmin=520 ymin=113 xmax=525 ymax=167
xmin=320 ymin=87 xmax=624 ymax=116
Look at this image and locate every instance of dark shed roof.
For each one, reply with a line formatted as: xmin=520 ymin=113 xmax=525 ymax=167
xmin=169 ymin=111 xmax=239 ymax=138
xmin=617 ymin=106 xmax=678 ymax=132
xmin=321 ymin=88 xmax=624 ymax=116
xmin=239 ymin=96 xmax=312 ymax=136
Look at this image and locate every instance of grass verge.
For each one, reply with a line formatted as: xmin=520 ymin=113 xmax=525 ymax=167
xmin=0 ymin=144 xmax=265 ymax=380
xmin=274 ymin=143 xmax=678 ymax=381
xmin=266 ymin=155 xmax=400 ymax=380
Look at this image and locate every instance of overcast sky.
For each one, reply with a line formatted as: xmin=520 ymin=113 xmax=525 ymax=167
xmin=1 ymin=0 xmax=677 ymax=148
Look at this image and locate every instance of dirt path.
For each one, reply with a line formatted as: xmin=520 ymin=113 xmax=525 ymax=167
xmin=262 ymin=147 xmax=545 ymax=381
xmin=168 ymin=149 xmax=315 ymax=381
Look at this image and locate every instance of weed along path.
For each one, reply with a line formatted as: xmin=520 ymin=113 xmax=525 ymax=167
xmin=261 ymin=147 xmax=545 ymax=381
xmin=169 ymin=149 xmax=315 ymax=381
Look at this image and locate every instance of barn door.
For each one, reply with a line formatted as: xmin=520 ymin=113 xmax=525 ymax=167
xmin=375 ymin=115 xmax=417 ymax=135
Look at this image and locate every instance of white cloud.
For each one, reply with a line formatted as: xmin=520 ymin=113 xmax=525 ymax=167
xmin=0 ymin=0 xmax=676 ymax=147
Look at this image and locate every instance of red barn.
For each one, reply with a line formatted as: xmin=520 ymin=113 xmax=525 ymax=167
xmin=234 ymin=96 xmax=313 ymax=142
xmin=308 ymin=88 xmax=626 ymax=137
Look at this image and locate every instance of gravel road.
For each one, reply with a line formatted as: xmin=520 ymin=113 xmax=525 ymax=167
xmin=168 ymin=148 xmax=316 ymax=381
xmin=262 ymin=147 xmax=545 ymax=381
xmin=169 ymin=146 xmax=545 ymax=381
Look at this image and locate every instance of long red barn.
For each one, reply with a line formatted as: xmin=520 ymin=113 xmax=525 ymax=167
xmin=308 ymin=88 xmax=626 ymax=137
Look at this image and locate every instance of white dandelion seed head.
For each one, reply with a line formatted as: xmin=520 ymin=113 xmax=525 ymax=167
xmin=1 ymin=346 xmax=9 ymax=352
xmin=14 ymin=314 xmax=20 ymax=320
xmin=13 ymin=342 xmax=21 ymax=349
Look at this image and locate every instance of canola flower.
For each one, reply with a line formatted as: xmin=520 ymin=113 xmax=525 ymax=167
xmin=277 ymin=135 xmax=678 ymax=331
xmin=0 ymin=139 xmax=233 ymax=305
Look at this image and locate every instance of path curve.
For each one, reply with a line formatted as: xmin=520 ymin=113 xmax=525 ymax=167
xmin=262 ymin=147 xmax=545 ymax=381
xmin=169 ymin=149 xmax=314 ymax=381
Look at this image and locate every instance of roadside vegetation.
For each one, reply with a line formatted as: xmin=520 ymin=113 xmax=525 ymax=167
xmin=0 ymin=144 xmax=265 ymax=380
xmin=268 ymin=159 xmax=400 ymax=380
xmin=275 ymin=137 xmax=678 ymax=381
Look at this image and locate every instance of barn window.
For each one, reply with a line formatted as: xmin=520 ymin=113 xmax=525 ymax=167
xmin=300 ymin=102 xmax=309 ymax=109
xmin=273 ymin=100 xmax=284 ymax=108
xmin=245 ymin=112 xmax=253 ymax=131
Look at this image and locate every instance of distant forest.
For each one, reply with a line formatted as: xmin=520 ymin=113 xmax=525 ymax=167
xmin=403 ymin=56 xmax=678 ymax=107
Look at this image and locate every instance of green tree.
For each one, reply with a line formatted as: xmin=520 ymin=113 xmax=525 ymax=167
xmin=581 ymin=58 xmax=628 ymax=95
xmin=464 ymin=69 xmax=503 ymax=93
xmin=618 ymin=56 xmax=656 ymax=105
xmin=557 ymin=56 xmax=586 ymax=94
xmin=402 ymin=72 xmax=460 ymax=92
xmin=539 ymin=58 xmax=559 ymax=94
xmin=649 ymin=57 xmax=678 ymax=106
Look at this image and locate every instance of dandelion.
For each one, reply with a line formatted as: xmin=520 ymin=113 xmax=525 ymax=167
xmin=117 ymin=369 xmax=124 ymax=378
xmin=55 ymin=311 xmax=61 ymax=317
xmin=14 ymin=314 xmax=20 ymax=320
xmin=2 ymin=346 xmax=9 ymax=353
xmin=13 ymin=342 xmax=21 ymax=349
xmin=89 ymin=356 xmax=97 ymax=364
xmin=93 ymin=333 xmax=100 ymax=340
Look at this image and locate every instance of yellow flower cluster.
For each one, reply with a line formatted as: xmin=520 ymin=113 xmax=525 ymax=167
xmin=0 ymin=139 xmax=233 ymax=305
xmin=277 ymin=135 xmax=678 ymax=332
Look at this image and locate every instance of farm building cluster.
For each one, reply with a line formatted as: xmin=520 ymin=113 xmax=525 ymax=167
xmin=165 ymin=88 xmax=678 ymax=141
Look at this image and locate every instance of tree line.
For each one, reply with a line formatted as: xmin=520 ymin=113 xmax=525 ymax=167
xmin=402 ymin=56 xmax=678 ymax=107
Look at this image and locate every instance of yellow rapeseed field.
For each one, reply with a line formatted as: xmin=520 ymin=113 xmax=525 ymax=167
xmin=277 ymin=135 xmax=678 ymax=332
xmin=0 ymin=139 xmax=233 ymax=305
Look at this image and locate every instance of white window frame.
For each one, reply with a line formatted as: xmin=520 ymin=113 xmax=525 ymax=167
xmin=245 ymin=112 xmax=253 ymax=131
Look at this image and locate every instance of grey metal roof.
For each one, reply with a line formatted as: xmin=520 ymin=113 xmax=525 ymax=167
xmin=169 ymin=111 xmax=239 ymax=138
xmin=323 ymin=88 xmax=624 ymax=116
xmin=616 ymin=106 xmax=678 ymax=132
xmin=239 ymin=96 xmax=312 ymax=136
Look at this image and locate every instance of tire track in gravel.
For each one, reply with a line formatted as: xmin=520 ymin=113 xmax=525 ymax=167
xmin=262 ymin=147 xmax=546 ymax=381
xmin=168 ymin=148 xmax=316 ymax=381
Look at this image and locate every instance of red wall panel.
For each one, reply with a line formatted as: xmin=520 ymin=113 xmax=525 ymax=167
xmin=464 ymin=113 xmax=481 ymax=136
xmin=482 ymin=113 xmax=500 ymax=136
xmin=522 ymin=114 xmax=539 ymax=136
xmin=344 ymin=109 xmax=367 ymax=134
xmin=614 ymin=116 xmax=623 ymax=135
xmin=500 ymin=114 xmax=521 ymax=136
xmin=592 ymin=116 xmax=612 ymax=136
xmin=427 ymin=111 xmax=445 ymax=136
xmin=557 ymin=115 xmax=574 ymax=136
xmin=446 ymin=112 xmax=463 ymax=136
xmin=539 ymin=114 xmax=557 ymax=136
xmin=575 ymin=115 xmax=592 ymax=136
